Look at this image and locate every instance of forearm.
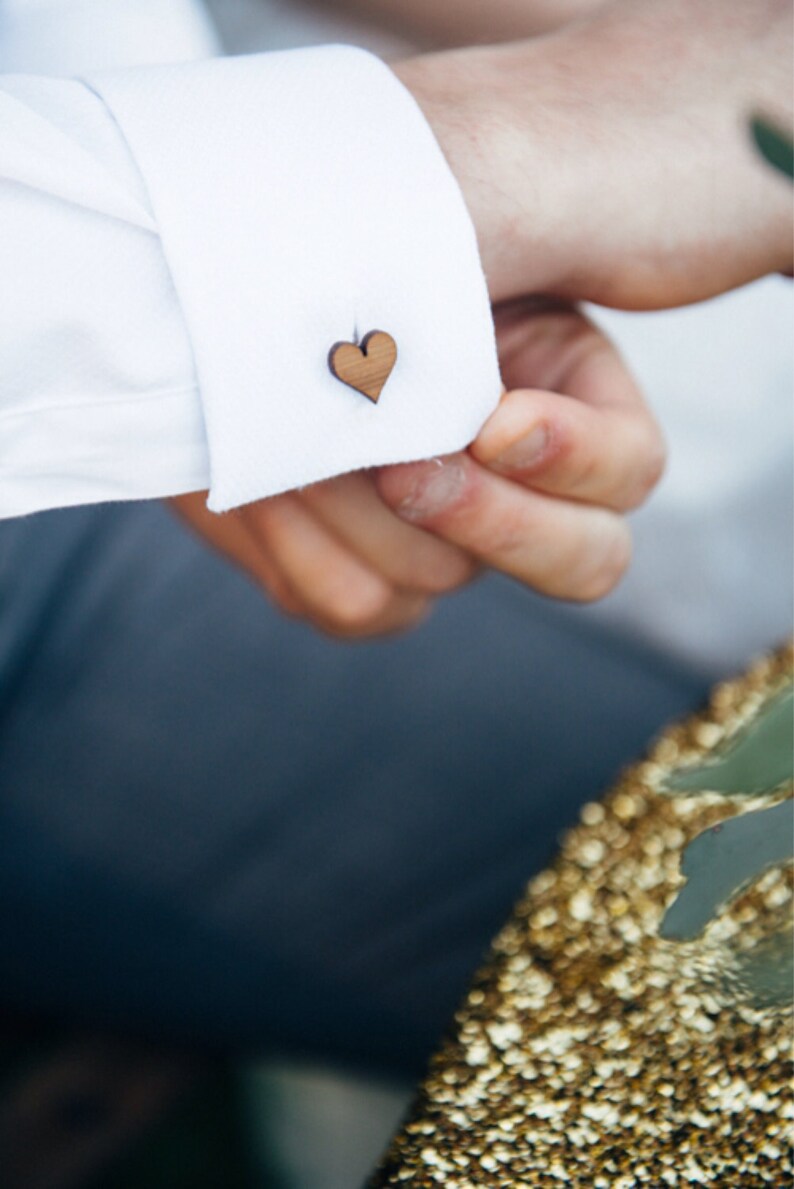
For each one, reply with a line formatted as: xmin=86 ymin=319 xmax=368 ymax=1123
xmin=396 ymin=0 xmax=793 ymax=307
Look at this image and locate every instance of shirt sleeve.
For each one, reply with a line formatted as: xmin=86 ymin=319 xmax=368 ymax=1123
xmin=0 ymin=46 xmax=501 ymax=520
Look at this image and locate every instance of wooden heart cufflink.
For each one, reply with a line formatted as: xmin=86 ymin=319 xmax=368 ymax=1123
xmin=328 ymin=330 xmax=397 ymax=404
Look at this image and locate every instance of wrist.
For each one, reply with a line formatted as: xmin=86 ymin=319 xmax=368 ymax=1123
xmin=396 ymin=0 xmax=793 ymax=312
xmin=393 ymin=45 xmax=565 ymax=302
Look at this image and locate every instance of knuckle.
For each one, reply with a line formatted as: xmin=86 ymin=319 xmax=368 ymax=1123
xmin=470 ymin=501 xmax=532 ymax=559
xmin=572 ymin=522 xmax=632 ymax=602
xmin=568 ymin=441 xmax=604 ymax=497
xmin=625 ymin=424 xmax=667 ymax=509
xmin=644 ymin=429 xmax=668 ymax=489
xmin=321 ymin=575 xmax=393 ymax=632
xmin=411 ymin=551 xmax=479 ymax=595
xmin=324 ymin=592 xmax=429 ymax=640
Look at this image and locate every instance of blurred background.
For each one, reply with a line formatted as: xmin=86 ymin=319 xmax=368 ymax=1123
xmin=0 ymin=1 xmax=790 ymax=1186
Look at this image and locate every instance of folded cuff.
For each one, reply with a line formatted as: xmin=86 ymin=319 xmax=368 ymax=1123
xmin=90 ymin=46 xmax=501 ymax=512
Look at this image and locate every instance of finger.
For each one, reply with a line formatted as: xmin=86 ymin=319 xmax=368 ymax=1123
xmin=495 ymin=300 xmax=637 ymax=410
xmin=240 ymin=494 xmax=431 ymax=638
xmin=170 ymin=492 xmax=306 ymax=617
xmin=300 ymin=471 xmax=478 ymax=593
xmin=488 ymin=302 xmax=665 ymax=509
xmin=376 ymin=452 xmax=631 ymax=602
xmin=471 ymin=384 xmax=666 ymax=511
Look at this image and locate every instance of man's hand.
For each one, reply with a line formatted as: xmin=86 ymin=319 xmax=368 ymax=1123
xmin=173 ymin=302 xmax=662 ymax=637
xmin=174 ymin=0 xmax=790 ymax=639
xmin=377 ymin=301 xmax=663 ymax=604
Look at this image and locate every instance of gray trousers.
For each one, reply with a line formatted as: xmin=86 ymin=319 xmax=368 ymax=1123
xmin=0 ymin=504 xmax=707 ymax=1075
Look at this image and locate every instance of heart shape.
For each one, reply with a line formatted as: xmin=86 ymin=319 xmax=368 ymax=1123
xmin=328 ymin=330 xmax=398 ymax=404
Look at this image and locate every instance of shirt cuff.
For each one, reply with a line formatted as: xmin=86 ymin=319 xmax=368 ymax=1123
xmin=89 ymin=46 xmax=502 ymax=512
xmin=0 ymin=385 xmax=208 ymax=521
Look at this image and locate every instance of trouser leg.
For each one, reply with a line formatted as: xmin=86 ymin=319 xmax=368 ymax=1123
xmin=0 ymin=504 xmax=708 ymax=1074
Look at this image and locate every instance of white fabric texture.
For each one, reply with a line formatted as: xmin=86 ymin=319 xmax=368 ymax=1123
xmin=91 ymin=47 xmax=501 ymax=512
xmin=0 ymin=72 xmax=209 ymax=516
xmin=0 ymin=37 xmax=500 ymax=518
xmin=208 ymin=0 xmax=794 ymax=676
xmin=2 ymin=0 xmax=791 ymax=673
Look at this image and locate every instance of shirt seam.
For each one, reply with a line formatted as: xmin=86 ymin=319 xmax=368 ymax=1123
xmin=78 ymin=74 xmax=212 ymax=468
xmin=0 ymin=383 xmax=200 ymax=423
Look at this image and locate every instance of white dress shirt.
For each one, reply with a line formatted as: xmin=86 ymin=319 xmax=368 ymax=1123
xmin=208 ymin=0 xmax=794 ymax=675
xmin=0 ymin=1 xmax=500 ymax=519
xmin=2 ymin=0 xmax=791 ymax=674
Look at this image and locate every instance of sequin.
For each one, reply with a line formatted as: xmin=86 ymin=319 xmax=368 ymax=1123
xmin=371 ymin=645 xmax=793 ymax=1187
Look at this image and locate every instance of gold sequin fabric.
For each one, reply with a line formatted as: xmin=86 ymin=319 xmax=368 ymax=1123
xmin=371 ymin=645 xmax=793 ymax=1187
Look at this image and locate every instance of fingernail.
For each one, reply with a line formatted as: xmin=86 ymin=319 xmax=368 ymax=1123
xmin=397 ymin=457 xmax=467 ymax=521
xmin=492 ymin=424 xmax=549 ymax=472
